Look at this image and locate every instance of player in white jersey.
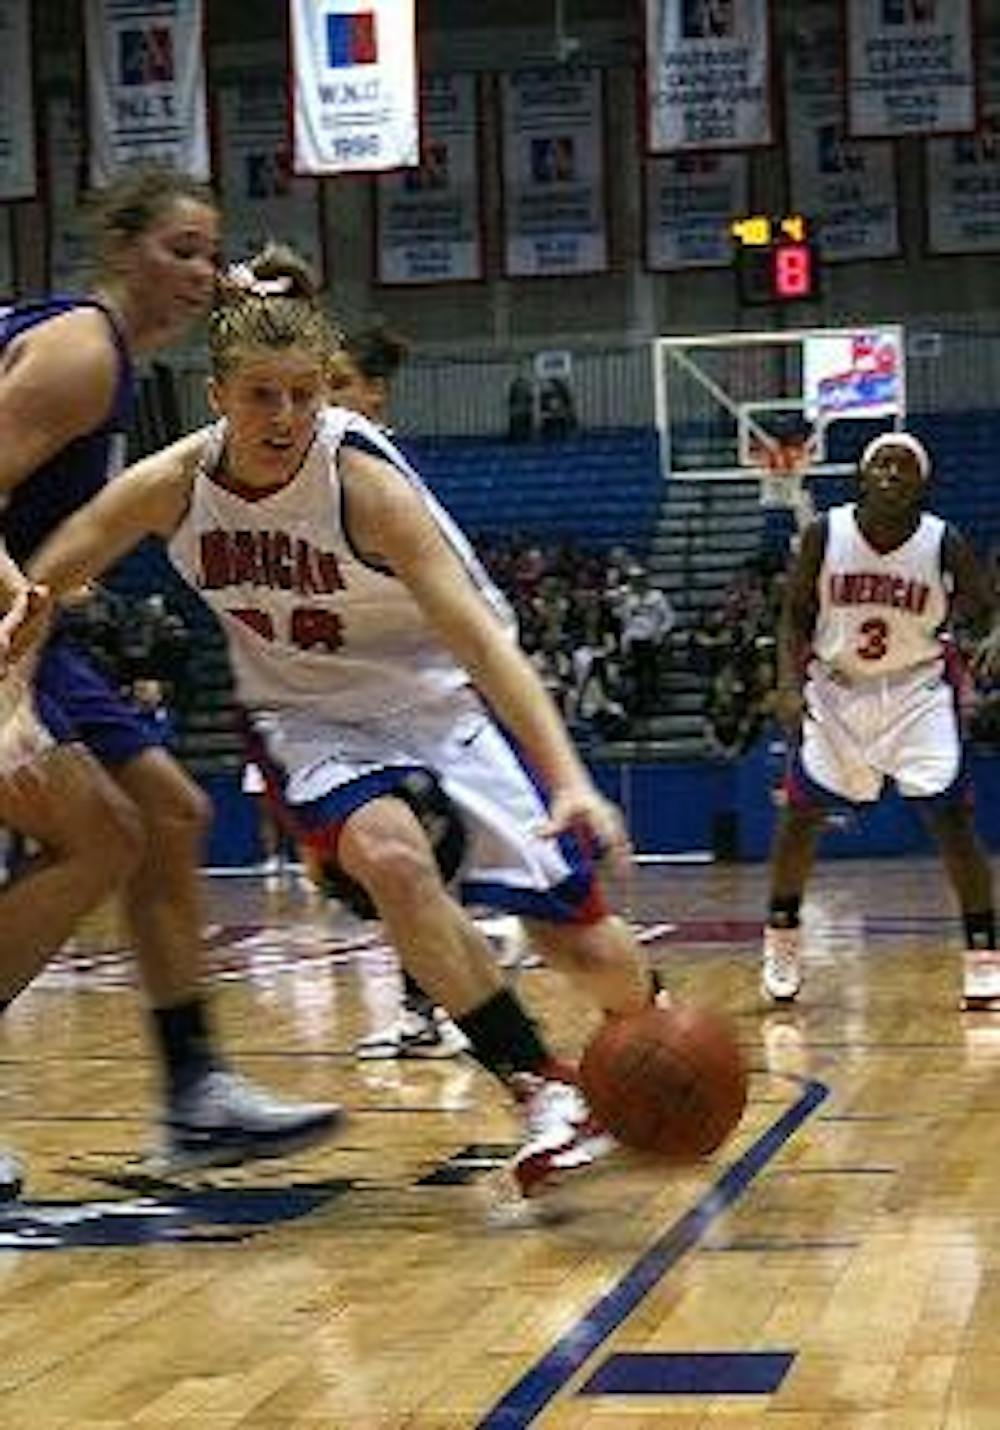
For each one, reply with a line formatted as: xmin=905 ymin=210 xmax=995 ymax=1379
xmin=28 ymin=244 xmax=664 ymax=1201
xmin=761 ymin=432 xmax=1000 ymax=1009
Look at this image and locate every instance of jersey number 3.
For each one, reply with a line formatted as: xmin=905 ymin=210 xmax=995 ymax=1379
xmin=229 ymin=606 xmax=344 ymax=653
xmin=856 ymin=617 xmax=889 ymax=662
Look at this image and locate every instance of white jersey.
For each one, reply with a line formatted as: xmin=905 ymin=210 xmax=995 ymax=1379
xmin=812 ymin=504 xmax=950 ymax=682
xmin=167 ymin=407 xmax=514 ymax=721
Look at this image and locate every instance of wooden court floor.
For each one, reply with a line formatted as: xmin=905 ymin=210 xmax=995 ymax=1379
xmin=2 ymin=855 xmax=1000 ymax=1429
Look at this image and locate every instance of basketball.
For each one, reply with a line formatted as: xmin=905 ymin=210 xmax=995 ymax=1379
xmin=579 ymin=1003 xmax=748 ymax=1161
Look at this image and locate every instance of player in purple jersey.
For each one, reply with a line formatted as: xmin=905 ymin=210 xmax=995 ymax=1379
xmin=0 ymin=170 xmax=340 ymax=1200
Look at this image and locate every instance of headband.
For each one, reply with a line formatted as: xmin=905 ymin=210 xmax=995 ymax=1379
xmin=222 ymin=261 xmax=293 ymax=298
xmin=859 ymin=431 xmax=930 ymax=479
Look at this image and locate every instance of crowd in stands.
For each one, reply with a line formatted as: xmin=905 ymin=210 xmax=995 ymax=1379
xmin=474 ymin=537 xmax=676 ymax=742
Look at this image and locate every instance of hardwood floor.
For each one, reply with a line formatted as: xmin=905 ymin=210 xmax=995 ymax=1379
xmin=1 ymin=856 xmax=998 ymax=1428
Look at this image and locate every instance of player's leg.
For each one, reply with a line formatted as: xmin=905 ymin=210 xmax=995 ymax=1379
xmin=0 ymin=743 xmax=141 ymax=992
xmin=35 ymin=639 xmax=343 ymax=1169
xmin=922 ymin=800 xmax=997 ymax=1008
xmin=892 ymin=676 xmax=997 ymax=1010
xmin=762 ymin=678 xmax=879 ymax=1003
xmin=520 ymin=914 xmax=654 ymax=1015
xmin=336 ymin=795 xmax=614 ymax=1198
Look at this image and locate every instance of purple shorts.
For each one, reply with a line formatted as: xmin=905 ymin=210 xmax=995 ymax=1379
xmin=35 ymin=637 xmax=164 ymax=768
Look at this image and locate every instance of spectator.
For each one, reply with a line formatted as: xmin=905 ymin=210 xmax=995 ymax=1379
xmin=619 ymin=566 xmax=676 ymax=716
xmin=538 ymin=376 xmax=577 ymax=440
xmin=506 ymin=374 xmax=535 ymax=442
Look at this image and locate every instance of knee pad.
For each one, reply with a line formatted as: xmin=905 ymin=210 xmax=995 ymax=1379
xmin=310 ymin=770 xmax=467 ymax=920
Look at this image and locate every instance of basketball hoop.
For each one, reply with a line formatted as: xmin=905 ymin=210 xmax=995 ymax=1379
xmin=752 ymin=431 xmax=816 ymax=531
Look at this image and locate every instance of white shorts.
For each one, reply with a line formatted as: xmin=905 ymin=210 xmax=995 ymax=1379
xmin=249 ymin=686 xmax=599 ymax=923
xmin=796 ymin=662 xmax=962 ymax=805
xmin=0 ymin=665 xmax=54 ymax=776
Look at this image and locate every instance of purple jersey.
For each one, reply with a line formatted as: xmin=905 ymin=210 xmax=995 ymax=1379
xmin=0 ymin=296 xmax=134 ymax=563
xmin=0 ymin=296 xmax=159 ymax=768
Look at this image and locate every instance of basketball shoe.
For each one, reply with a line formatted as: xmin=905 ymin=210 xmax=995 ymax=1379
xmin=156 ymin=1070 xmax=343 ymax=1172
xmin=762 ymin=925 xmax=802 ymax=1003
xmin=961 ymin=950 xmax=1000 ymax=1011
xmin=508 ymin=1072 xmax=617 ymax=1199
xmin=355 ymin=1007 xmax=470 ymax=1060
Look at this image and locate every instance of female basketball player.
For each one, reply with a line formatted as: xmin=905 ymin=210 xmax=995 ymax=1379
xmin=762 ymin=432 xmax=1000 ymax=1009
xmin=0 ymin=176 xmax=339 ymax=1199
xmin=29 ymin=245 xmax=660 ymax=1199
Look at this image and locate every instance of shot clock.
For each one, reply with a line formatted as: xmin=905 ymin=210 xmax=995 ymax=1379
xmin=730 ymin=215 xmax=820 ymax=305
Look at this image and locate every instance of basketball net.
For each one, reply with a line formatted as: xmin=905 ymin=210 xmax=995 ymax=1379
xmin=751 ymin=432 xmax=816 ymax=533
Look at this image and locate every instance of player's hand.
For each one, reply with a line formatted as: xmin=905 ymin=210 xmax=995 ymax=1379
xmin=772 ymin=683 xmax=805 ymax=733
xmin=538 ymin=783 xmax=632 ymax=871
xmin=0 ymin=583 xmax=53 ymax=673
xmin=971 ymin=626 xmax=1000 ymax=682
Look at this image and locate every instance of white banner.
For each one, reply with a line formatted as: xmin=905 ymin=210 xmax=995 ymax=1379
xmin=500 ymin=68 xmax=608 ymax=278
xmin=46 ymin=93 xmax=89 ymax=291
xmin=846 ymin=0 xmax=976 ymax=139
xmin=84 ymin=0 xmax=210 ymax=186
xmin=644 ymin=152 xmax=747 ymax=269
xmin=291 ymin=0 xmax=418 ymax=175
xmin=375 ymin=74 xmax=483 ymax=285
xmin=0 ymin=0 xmax=36 ymax=199
xmin=785 ymin=24 xmax=899 ymax=262
xmin=217 ymin=72 xmax=325 ymax=278
xmin=804 ymin=330 xmax=904 ymax=423
xmin=644 ymin=0 xmax=772 ymax=152
xmin=927 ymin=36 xmax=1000 ymax=254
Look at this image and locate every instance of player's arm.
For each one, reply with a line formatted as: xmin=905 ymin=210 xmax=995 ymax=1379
xmin=0 ymin=310 xmax=121 ymax=495
xmin=340 ymin=446 xmax=628 ymax=859
xmin=28 ymin=431 xmax=207 ymax=600
xmin=943 ymin=525 xmax=1000 ymax=678
xmin=774 ymin=516 xmax=827 ymax=729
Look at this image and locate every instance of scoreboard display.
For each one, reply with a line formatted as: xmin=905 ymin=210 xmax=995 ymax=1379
xmin=731 ymin=215 xmax=820 ymax=306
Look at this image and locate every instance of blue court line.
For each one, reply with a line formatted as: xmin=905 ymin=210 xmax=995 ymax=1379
xmin=475 ymin=1076 xmax=829 ymax=1430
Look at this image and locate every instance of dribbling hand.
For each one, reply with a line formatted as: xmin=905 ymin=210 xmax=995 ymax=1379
xmin=538 ymin=783 xmax=632 ymax=872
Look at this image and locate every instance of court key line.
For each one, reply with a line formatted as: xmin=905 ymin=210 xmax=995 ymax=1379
xmin=476 ymin=1075 xmax=830 ymax=1430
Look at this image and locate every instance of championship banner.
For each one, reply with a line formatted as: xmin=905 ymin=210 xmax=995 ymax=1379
xmin=785 ymin=23 xmax=899 ymax=262
xmin=217 ymin=72 xmax=325 ymax=278
xmin=46 ymin=93 xmax=89 ymax=292
xmin=84 ymin=0 xmax=210 ymax=186
xmin=500 ymin=68 xmax=608 ymax=279
xmin=290 ymin=0 xmax=418 ymax=175
xmin=846 ymin=0 xmax=976 ymax=139
xmin=927 ymin=35 xmax=1000 ymax=254
xmin=374 ymin=73 xmax=483 ymax=285
xmin=0 ymin=0 xmax=37 ymax=199
xmin=644 ymin=152 xmax=747 ymax=269
xmin=644 ymin=0 xmax=772 ymax=152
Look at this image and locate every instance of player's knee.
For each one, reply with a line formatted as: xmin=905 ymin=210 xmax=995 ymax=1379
xmin=342 ymin=828 xmax=443 ymax=913
xmin=142 ymin=778 xmax=211 ymax=851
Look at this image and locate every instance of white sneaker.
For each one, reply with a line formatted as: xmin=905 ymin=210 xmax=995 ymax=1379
xmin=399 ymin=1006 xmax=470 ymax=1059
xmin=355 ymin=1024 xmax=405 ymax=1060
xmin=508 ymin=1074 xmax=617 ymax=1199
xmin=157 ymin=1070 xmax=343 ymax=1171
xmin=962 ymin=950 xmax=1000 ymax=1011
xmin=762 ymin=925 xmax=802 ymax=1003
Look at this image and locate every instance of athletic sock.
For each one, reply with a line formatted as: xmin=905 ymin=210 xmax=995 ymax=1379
xmin=456 ymin=988 xmax=557 ymax=1084
xmin=402 ymin=969 xmax=435 ymax=1017
xmin=150 ymin=998 xmax=218 ymax=1099
xmin=768 ymin=895 xmax=802 ymax=930
xmin=963 ymin=911 xmax=997 ymax=951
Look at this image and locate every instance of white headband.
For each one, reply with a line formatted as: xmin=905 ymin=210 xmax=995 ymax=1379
xmin=860 ymin=431 xmax=930 ymax=479
xmin=223 ymin=261 xmax=293 ymax=298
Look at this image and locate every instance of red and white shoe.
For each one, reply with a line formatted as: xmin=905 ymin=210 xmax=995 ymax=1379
xmin=508 ymin=1073 xmax=617 ymax=1200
